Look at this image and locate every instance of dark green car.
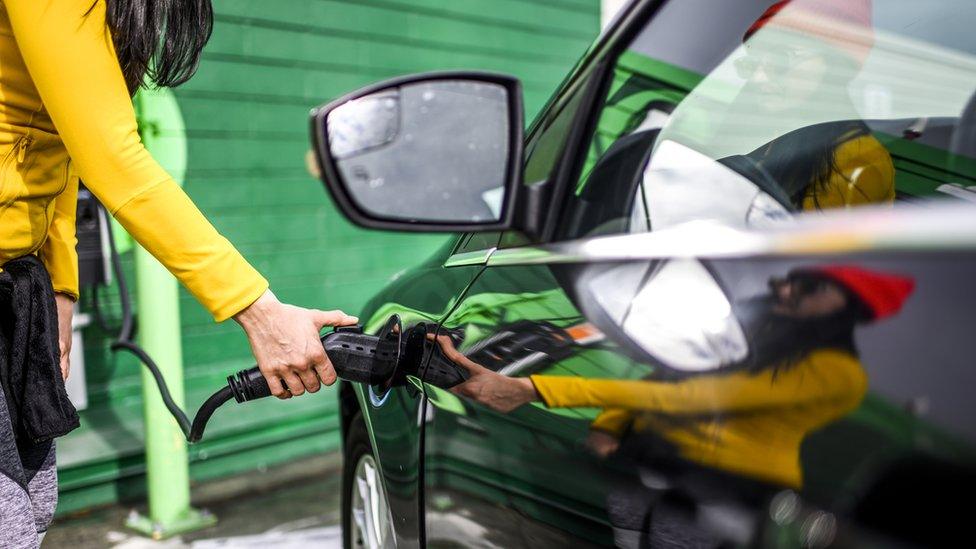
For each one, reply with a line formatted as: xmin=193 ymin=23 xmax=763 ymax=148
xmin=309 ymin=0 xmax=976 ymax=546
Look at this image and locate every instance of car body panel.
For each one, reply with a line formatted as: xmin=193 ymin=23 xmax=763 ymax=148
xmin=422 ymin=248 xmax=976 ymax=547
xmin=338 ymin=0 xmax=976 ymax=546
xmin=347 ymin=237 xmax=482 ymax=548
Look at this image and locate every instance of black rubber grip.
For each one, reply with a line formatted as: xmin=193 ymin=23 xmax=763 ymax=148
xmin=421 ymin=347 xmax=470 ymax=389
xmin=323 ymin=330 xmax=397 ymax=386
xmin=228 ymin=366 xmax=272 ymax=403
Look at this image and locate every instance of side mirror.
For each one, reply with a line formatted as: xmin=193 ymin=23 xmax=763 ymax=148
xmin=310 ymin=72 xmax=524 ymax=232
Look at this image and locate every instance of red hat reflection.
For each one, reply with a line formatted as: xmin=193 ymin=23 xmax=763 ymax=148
xmin=801 ymin=265 xmax=915 ymax=320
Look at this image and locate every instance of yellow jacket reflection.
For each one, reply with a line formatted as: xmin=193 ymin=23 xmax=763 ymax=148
xmin=531 ymin=348 xmax=866 ymax=489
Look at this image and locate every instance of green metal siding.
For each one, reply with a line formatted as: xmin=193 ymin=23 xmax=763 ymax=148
xmin=57 ymin=0 xmax=599 ymax=514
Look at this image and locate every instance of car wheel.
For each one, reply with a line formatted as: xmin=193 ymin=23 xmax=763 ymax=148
xmin=342 ymin=412 xmax=396 ymax=549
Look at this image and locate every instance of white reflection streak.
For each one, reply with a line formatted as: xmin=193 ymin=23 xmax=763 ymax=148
xmin=619 ymin=259 xmax=748 ymax=371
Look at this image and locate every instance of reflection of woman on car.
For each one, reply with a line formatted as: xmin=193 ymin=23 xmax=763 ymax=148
xmin=687 ymin=0 xmax=895 ymax=211
xmin=739 ymin=0 xmax=894 ymax=209
xmin=446 ymin=266 xmax=914 ymax=490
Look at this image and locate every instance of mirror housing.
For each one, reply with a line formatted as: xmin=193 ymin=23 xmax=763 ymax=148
xmin=310 ymin=71 xmax=525 ymax=232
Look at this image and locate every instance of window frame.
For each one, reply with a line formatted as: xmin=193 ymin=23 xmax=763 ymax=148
xmin=535 ymin=0 xmax=669 ymax=243
xmin=448 ymin=0 xmax=671 ymax=255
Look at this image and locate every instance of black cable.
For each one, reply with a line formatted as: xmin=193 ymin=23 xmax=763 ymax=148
xmin=112 ymin=340 xmax=192 ymax=436
xmin=93 ymin=202 xmax=281 ymax=444
xmin=89 ymin=285 xmax=115 ymax=332
xmin=188 ymin=386 xmax=233 ymax=443
xmin=100 ymin=207 xmax=134 ymax=342
xmin=97 ymin=203 xmax=192 ymax=439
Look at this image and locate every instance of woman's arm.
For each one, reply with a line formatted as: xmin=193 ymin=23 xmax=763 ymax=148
xmin=448 ymin=328 xmax=866 ymax=415
xmin=6 ymin=0 xmax=357 ymax=397
xmin=6 ymin=0 xmax=265 ymax=320
xmin=38 ymin=176 xmax=81 ymax=381
xmin=38 ymin=175 xmax=81 ymax=301
xmin=530 ymin=350 xmax=866 ymax=414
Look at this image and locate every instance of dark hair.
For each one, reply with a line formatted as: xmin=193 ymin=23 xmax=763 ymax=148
xmin=95 ymin=0 xmax=214 ymax=93
xmin=731 ymin=288 xmax=865 ymax=377
xmin=738 ymin=42 xmax=870 ymax=211
xmin=750 ymin=119 xmax=870 ymax=210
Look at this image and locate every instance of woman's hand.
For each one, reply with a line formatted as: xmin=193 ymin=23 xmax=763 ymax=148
xmin=431 ymin=334 xmax=539 ymax=413
xmin=585 ymin=430 xmax=621 ymax=458
xmin=54 ymin=293 xmax=74 ymax=381
xmin=234 ymin=290 xmax=358 ymax=399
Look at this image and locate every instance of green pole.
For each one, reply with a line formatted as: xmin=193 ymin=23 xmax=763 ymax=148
xmin=124 ymin=87 xmax=216 ymax=539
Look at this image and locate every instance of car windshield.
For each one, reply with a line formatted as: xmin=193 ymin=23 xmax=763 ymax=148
xmin=562 ymin=0 xmax=976 ymax=238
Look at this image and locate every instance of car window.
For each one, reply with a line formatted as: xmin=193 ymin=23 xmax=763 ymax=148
xmin=557 ymin=0 xmax=976 ymax=240
xmin=522 ymin=73 xmax=595 ymax=187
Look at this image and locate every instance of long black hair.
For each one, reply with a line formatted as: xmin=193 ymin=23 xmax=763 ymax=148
xmin=95 ymin=0 xmax=214 ymax=93
xmin=749 ymin=119 xmax=870 ymax=210
xmin=731 ymin=274 xmax=872 ymax=377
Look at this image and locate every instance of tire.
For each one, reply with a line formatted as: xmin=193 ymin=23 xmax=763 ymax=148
xmin=342 ymin=412 xmax=395 ymax=549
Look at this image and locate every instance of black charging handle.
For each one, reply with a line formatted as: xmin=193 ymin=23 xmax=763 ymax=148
xmin=228 ymin=318 xmax=402 ymax=403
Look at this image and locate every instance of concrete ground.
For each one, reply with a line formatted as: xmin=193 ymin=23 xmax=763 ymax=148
xmin=44 ymin=454 xmax=344 ymax=549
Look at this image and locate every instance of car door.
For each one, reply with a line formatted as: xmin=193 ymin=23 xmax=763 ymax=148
xmin=423 ymin=0 xmax=976 ymax=546
xmin=416 ymin=34 xmax=623 ymax=545
xmin=351 ymin=234 xmax=488 ymax=548
xmin=421 ymin=1 xmax=758 ymax=544
xmin=424 ymin=236 xmax=976 ymax=547
xmin=424 ymin=259 xmax=640 ymax=547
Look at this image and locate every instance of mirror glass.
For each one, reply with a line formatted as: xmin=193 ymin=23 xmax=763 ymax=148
xmin=326 ymin=80 xmax=510 ymax=223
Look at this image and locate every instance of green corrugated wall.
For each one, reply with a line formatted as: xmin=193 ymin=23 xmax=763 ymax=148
xmin=57 ymin=0 xmax=600 ymax=514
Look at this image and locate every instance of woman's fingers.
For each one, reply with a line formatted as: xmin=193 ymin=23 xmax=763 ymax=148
xmin=58 ymin=336 xmax=71 ymax=381
xmin=54 ymin=293 xmax=74 ymax=381
xmin=429 ymin=333 xmax=488 ymax=376
xmin=314 ymin=361 xmax=337 ymax=387
xmin=265 ymin=373 xmax=289 ymax=399
xmin=282 ymin=372 xmax=305 ymax=397
xmin=312 ymin=345 xmax=338 ymax=386
xmin=299 ymin=366 xmax=321 ymax=393
xmin=234 ymin=291 xmax=358 ymax=400
xmin=60 ymin=352 xmax=70 ymax=381
xmin=312 ymin=309 xmax=359 ymax=329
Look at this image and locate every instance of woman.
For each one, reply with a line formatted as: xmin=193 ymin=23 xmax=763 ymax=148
xmin=446 ymin=265 xmax=914 ymax=488
xmin=446 ymin=265 xmax=913 ymax=547
xmin=728 ymin=0 xmax=895 ymax=210
xmin=0 ymin=0 xmax=353 ymax=543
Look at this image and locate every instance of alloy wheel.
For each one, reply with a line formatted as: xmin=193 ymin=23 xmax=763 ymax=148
xmin=350 ymin=453 xmax=396 ymax=548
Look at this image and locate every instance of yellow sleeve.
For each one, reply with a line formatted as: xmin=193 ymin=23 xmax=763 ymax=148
xmin=6 ymin=0 xmax=268 ymax=321
xmin=531 ymin=350 xmax=867 ymax=414
xmin=589 ymin=408 xmax=635 ymax=437
xmin=803 ymin=135 xmax=895 ymax=210
xmin=38 ymin=172 xmax=80 ymax=300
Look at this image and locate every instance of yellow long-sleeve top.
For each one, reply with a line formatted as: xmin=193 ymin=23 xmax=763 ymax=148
xmin=0 ymin=0 xmax=267 ymax=320
xmin=531 ymin=349 xmax=868 ymax=489
xmin=800 ymin=133 xmax=895 ymax=210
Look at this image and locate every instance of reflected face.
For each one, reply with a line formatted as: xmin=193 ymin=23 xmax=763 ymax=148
xmin=736 ymin=43 xmax=828 ymax=113
xmin=769 ymin=276 xmax=848 ymax=318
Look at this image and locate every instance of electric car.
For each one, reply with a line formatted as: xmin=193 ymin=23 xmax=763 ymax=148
xmin=310 ymin=1 xmax=976 ymax=547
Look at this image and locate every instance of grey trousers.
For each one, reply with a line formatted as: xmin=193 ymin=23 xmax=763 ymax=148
xmin=0 ymin=386 xmax=57 ymax=549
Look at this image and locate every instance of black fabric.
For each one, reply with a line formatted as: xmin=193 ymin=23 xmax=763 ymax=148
xmin=0 ymin=255 xmax=79 ymax=448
